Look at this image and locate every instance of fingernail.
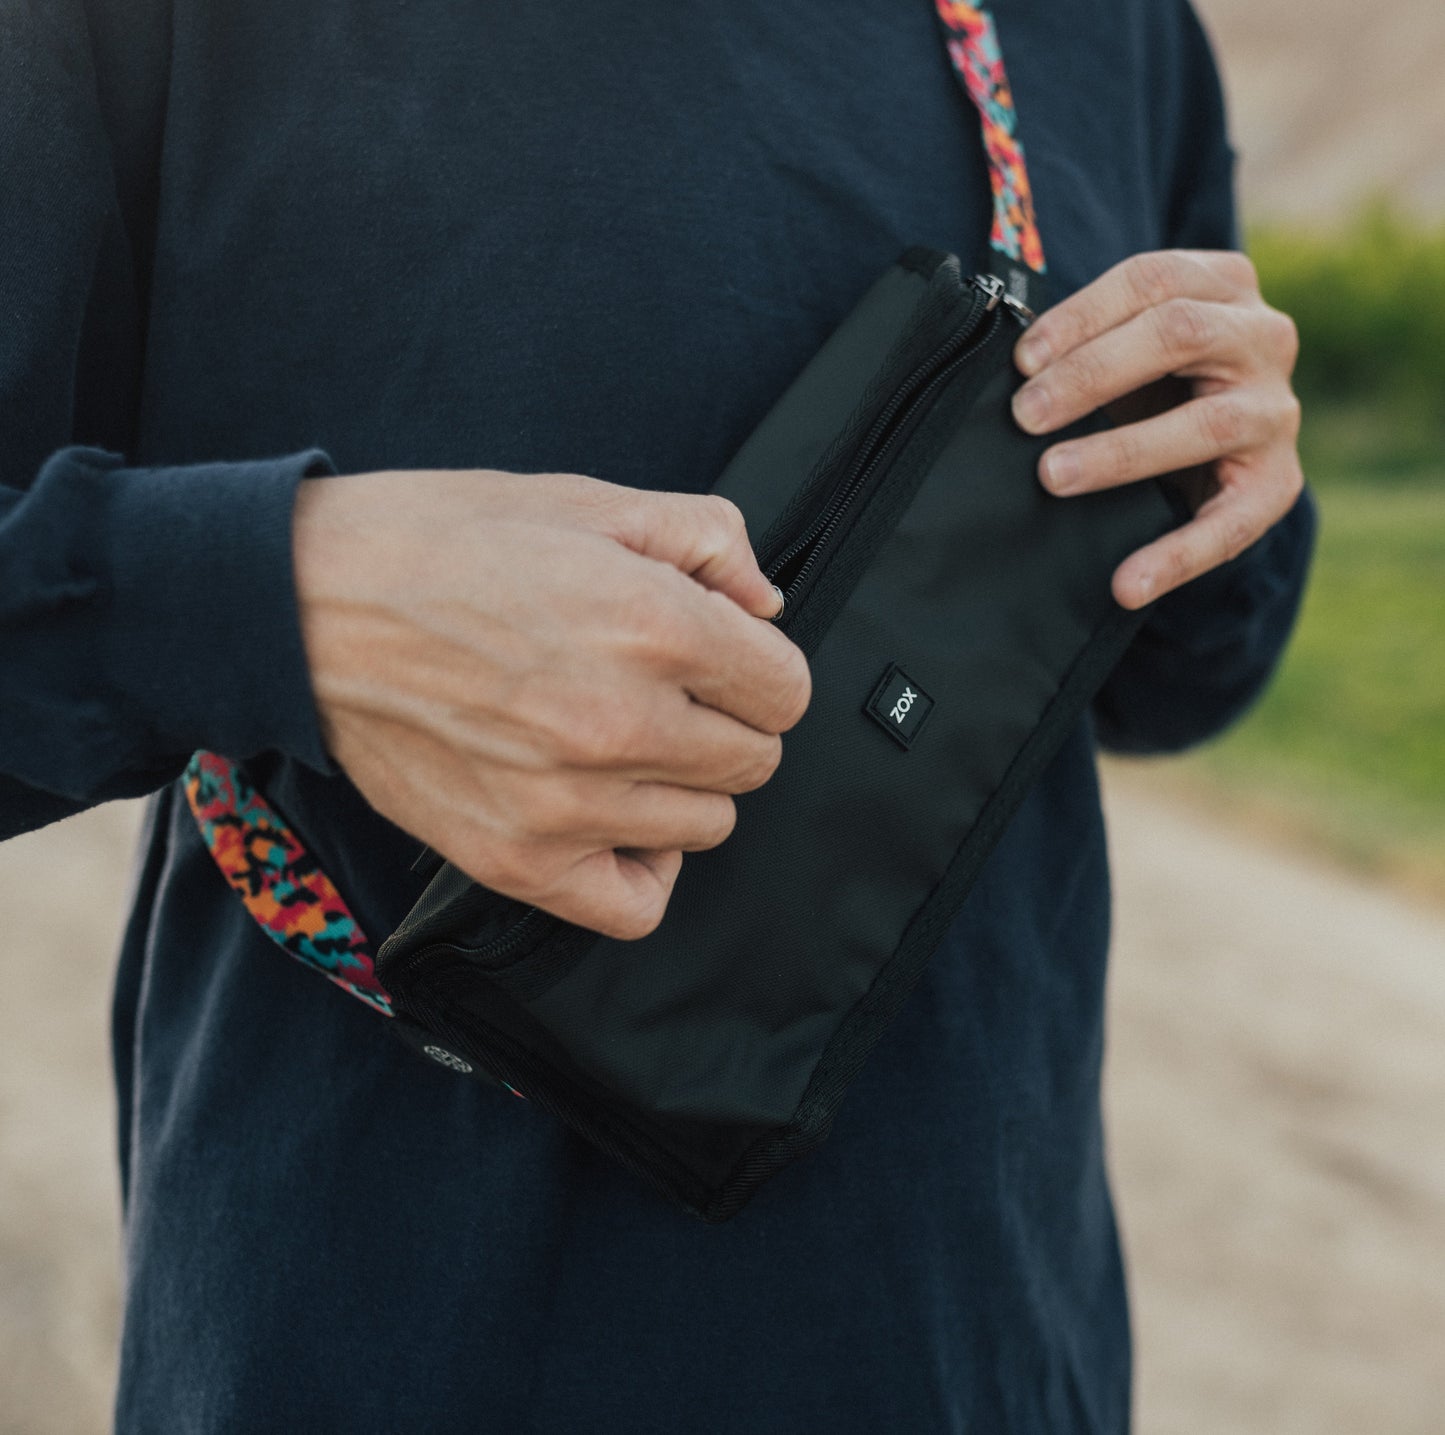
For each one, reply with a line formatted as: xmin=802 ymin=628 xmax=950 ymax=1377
xmin=1135 ymin=570 xmax=1154 ymax=604
xmin=1015 ymin=335 xmax=1050 ymax=376
xmin=1042 ymin=449 xmax=1080 ymax=494
xmin=768 ymin=583 xmax=786 ymax=621
xmin=1012 ymin=384 xmax=1051 ymax=433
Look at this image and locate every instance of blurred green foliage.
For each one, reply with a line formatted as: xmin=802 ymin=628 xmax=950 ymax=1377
xmin=1178 ymin=482 xmax=1445 ymax=891
xmin=1148 ymin=209 xmax=1444 ymax=897
xmin=1251 ymin=206 xmax=1445 ymax=482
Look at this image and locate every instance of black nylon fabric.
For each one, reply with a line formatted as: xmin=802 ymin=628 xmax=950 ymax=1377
xmin=375 ymin=252 xmax=1177 ymax=1218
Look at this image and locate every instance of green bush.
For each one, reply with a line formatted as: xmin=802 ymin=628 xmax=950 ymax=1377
xmin=1159 ymin=208 xmax=1445 ymax=894
xmin=1250 ymin=207 xmax=1445 ymax=480
xmin=1163 ymin=478 xmax=1445 ymax=896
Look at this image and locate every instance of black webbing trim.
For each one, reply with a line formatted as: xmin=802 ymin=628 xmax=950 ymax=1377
xmin=695 ymin=594 xmax=1154 ymax=1219
xmin=388 ymin=589 xmax=1156 ymax=1222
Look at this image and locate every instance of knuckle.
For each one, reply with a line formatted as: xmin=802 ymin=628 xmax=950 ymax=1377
xmin=1200 ymin=394 xmax=1249 ymax=451
xmin=548 ymin=705 xmax=605 ymax=764
xmin=601 ymin=702 xmax=652 ymax=763
xmin=553 ymin=699 xmax=639 ymax=767
xmin=1164 ymin=540 xmax=1196 ymax=590
xmin=609 ymin=889 xmax=670 ymax=942
xmin=1270 ymin=308 xmax=1301 ymax=370
xmin=772 ymin=647 xmax=813 ymax=730
xmin=572 ymin=473 xmax=639 ymax=526
xmin=738 ymin=734 xmax=784 ymax=792
xmin=534 ymin=706 xmax=583 ymax=764
xmin=701 ymin=492 xmax=748 ymax=543
xmin=1128 ymin=251 xmax=1186 ymax=309
xmin=620 ymin=580 xmax=686 ymax=657
xmin=1106 ymin=425 xmax=1141 ymax=480
xmin=1157 ymin=297 xmax=1213 ymax=359
xmin=1278 ymin=387 xmax=1304 ymax=440
xmin=1217 ymin=249 xmax=1259 ymax=293
xmin=696 ymin=796 xmax=738 ymax=849
xmin=1057 ymin=344 xmax=1107 ymax=405
xmin=1220 ymin=508 xmax=1257 ymax=564
xmin=697 ymin=583 xmax=756 ymax=640
xmin=746 ymin=630 xmax=809 ymax=726
xmin=1040 ymin=304 xmax=1085 ymax=355
xmin=1286 ymin=467 xmax=1306 ymax=510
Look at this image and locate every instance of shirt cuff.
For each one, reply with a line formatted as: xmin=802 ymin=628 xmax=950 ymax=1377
xmin=15 ymin=445 xmax=341 ymax=791
xmin=87 ymin=446 xmax=339 ymax=778
xmin=1138 ymin=484 xmax=1317 ymax=659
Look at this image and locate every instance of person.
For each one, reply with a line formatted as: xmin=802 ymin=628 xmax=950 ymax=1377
xmin=0 ymin=1 xmax=1314 ymax=1430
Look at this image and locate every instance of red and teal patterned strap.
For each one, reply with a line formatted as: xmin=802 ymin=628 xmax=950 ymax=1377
xmin=935 ymin=1 xmax=1046 ymax=275
xmin=183 ymin=3 xmax=1043 ymax=1021
xmin=183 ymin=751 xmax=393 ymax=1016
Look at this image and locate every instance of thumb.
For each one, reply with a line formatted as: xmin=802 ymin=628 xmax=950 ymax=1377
xmin=606 ymin=491 xmax=784 ymax=620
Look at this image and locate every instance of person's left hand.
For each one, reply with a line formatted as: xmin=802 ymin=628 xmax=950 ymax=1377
xmin=1010 ymin=249 xmax=1305 ymax=610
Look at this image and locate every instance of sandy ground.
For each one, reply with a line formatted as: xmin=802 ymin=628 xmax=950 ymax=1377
xmin=0 ymin=802 xmax=135 ymax=1435
xmin=1 ymin=787 xmax=1442 ymax=1433
xmin=1099 ymin=767 xmax=1445 ymax=1434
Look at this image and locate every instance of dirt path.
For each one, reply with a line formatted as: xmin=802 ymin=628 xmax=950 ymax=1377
xmin=1100 ymin=767 xmax=1445 ymax=1434
xmin=0 ymin=801 xmax=138 ymax=1435
xmin=1 ymin=790 xmax=1442 ymax=1433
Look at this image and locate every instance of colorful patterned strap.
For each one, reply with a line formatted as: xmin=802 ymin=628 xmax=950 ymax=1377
xmin=183 ymin=3 xmax=1043 ymax=1021
xmin=935 ymin=1 xmax=1046 ymax=274
xmin=183 ymin=751 xmax=393 ymax=1015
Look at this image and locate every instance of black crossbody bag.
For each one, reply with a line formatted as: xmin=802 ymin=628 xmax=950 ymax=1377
xmin=184 ymin=6 xmax=1182 ymax=1221
xmin=374 ymin=236 xmax=1180 ymax=1218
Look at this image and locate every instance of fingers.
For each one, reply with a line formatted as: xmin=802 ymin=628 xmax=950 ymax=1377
xmin=1037 ymin=389 xmax=1284 ymax=496
xmin=647 ymin=571 xmax=812 ymax=735
xmin=1014 ymin=249 xmax=1259 ymax=377
xmin=532 ymin=779 xmax=739 ymax=854
xmin=474 ymin=786 xmax=729 ymax=942
xmin=1014 ymin=298 xmax=1256 ymax=435
xmin=442 ymin=777 xmax=727 ymax=941
xmin=547 ymin=847 xmax=685 ymax=941
xmin=597 ymin=488 xmax=785 ymax=620
xmin=1000 ymin=245 xmax=1307 ymax=608
xmin=597 ymin=696 xmax=786 ymax=793
xmin=526 ymin=661 xmax=786 ymax=792
xmin=1110 ymin=455 xmax=1304 ymax=609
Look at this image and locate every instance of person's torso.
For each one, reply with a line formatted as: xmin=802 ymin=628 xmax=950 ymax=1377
xmin=106 ymin=4 xmax=1198 ymax=1429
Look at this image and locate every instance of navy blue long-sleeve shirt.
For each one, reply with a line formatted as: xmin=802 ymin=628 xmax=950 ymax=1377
xmin=1 ymin=2 xmax=1314 ymax=1430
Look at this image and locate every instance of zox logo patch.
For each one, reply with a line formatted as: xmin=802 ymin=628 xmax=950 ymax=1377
xmin=865 ymin=663 xmax=934 ymax=749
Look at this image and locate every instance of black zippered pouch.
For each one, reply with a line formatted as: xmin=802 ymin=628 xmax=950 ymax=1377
xmin=375 ymin=248 xmax=1180 ymax=1221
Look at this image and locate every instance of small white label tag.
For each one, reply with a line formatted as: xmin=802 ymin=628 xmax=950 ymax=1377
xmin=866 ymin=664 xmax=934 ymax=748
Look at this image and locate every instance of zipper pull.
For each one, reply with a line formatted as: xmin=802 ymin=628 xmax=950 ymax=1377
xmin=971 ymin=273 xmax=1035 ymax=326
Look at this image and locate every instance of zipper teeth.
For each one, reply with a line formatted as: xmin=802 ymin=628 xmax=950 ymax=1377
xmin=390 ymin=279 xmax=1020 ymax=988
xmin=393 ymin=880 xmax=532 ymax=949
xmin=767 ymin=293 xmax=1005 ymax=605
xmin=765 ymin=323 xmax=976 ymax=588
xmin=386 ymin=906 xmax=548 ymax=985
xmin=472 ymin=908 xmax=546 ymax=962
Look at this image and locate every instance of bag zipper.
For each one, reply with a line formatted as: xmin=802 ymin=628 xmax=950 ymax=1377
xmin=388 ymin=274 xmax=1034 ymax=986
xmin=766 ymin=274 xmax=1028 ymax=616
xmin=971 ymin=271 xmax=1036 ymax=324
xmin=381 ymin=903 xmax=554 ymax=992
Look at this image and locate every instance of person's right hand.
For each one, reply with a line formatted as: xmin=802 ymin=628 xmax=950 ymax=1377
xmin=291 ymin=469 xmax=811 ymax=940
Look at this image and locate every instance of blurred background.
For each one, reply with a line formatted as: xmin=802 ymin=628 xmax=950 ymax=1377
xmin=1 ymin=1 xmax=1442 ymax=1430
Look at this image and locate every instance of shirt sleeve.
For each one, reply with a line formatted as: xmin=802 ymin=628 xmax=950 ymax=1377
xmin=0 ymin=0 xmax=335 ymax=841
xmin=1089 ymin=0 xmax=1317 ymax=756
